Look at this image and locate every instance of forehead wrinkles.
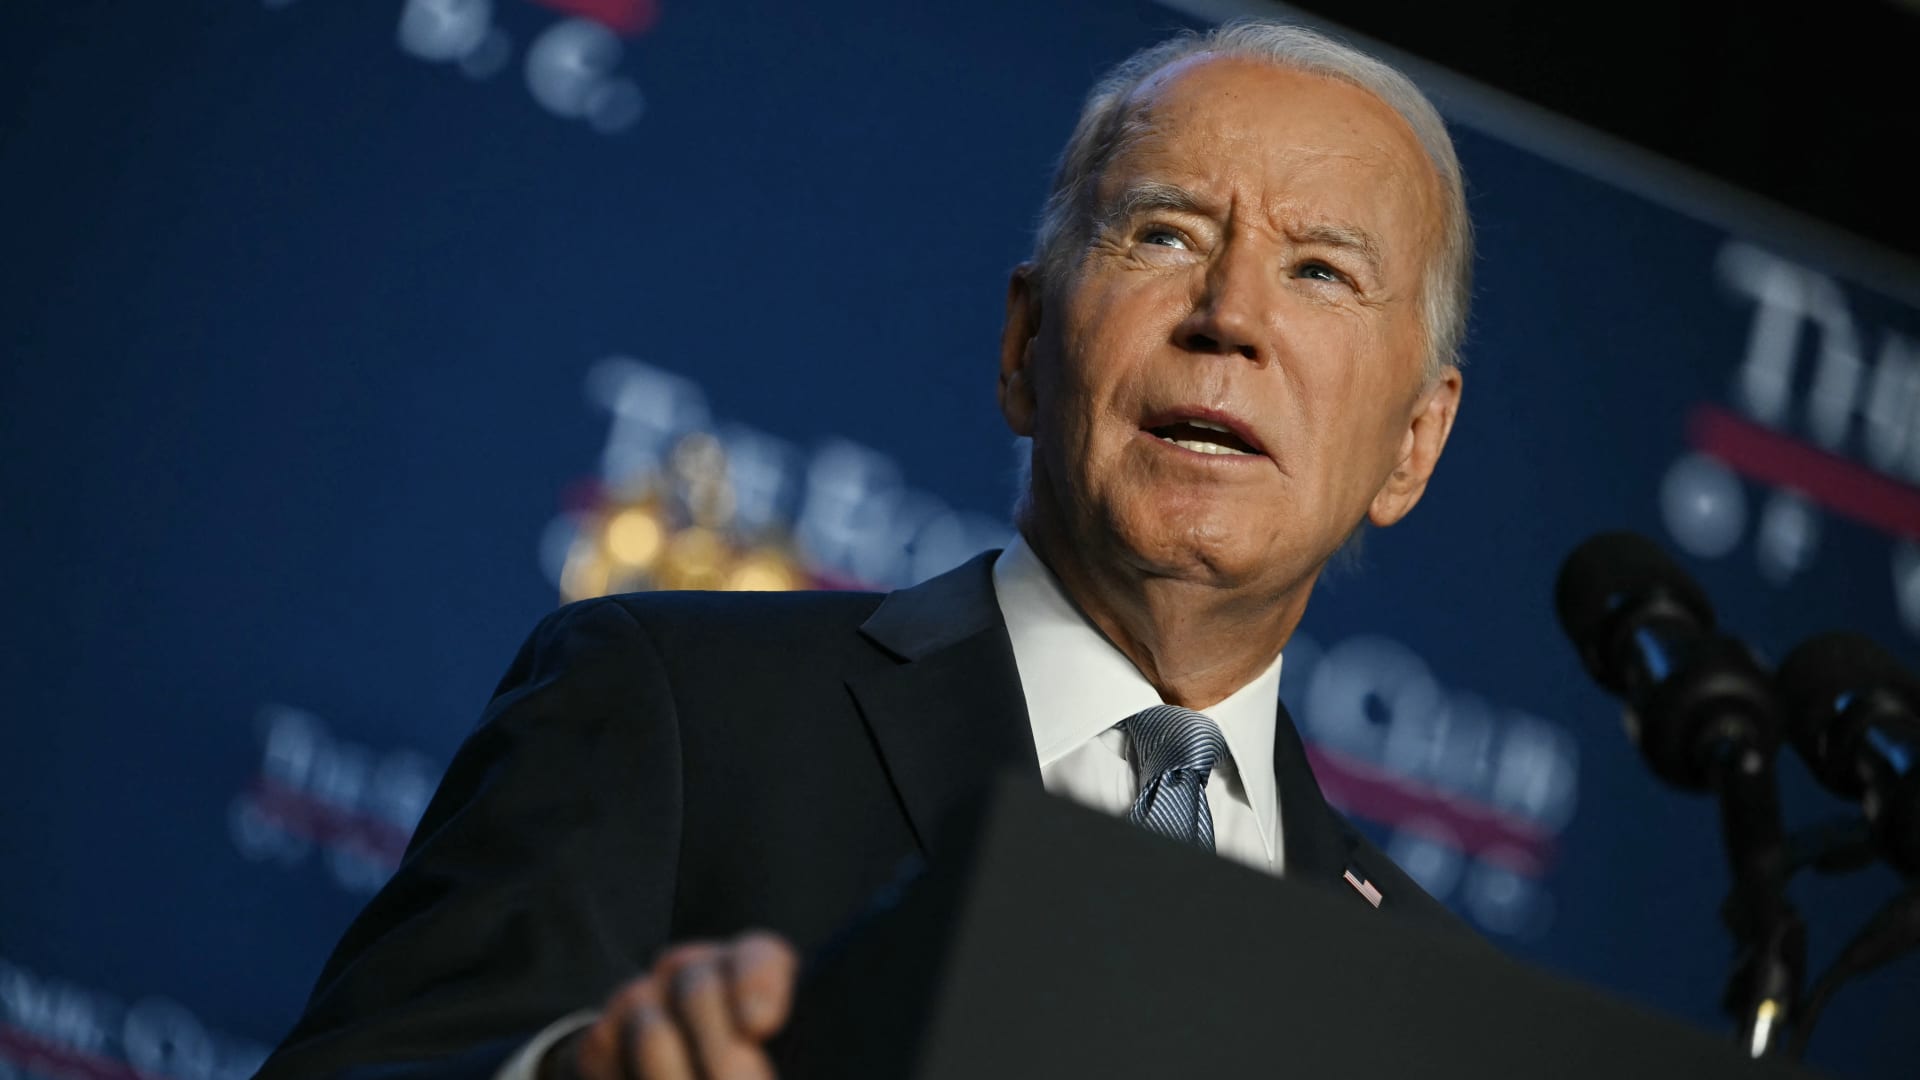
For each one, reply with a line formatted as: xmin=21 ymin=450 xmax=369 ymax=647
xmin=1093 ymin=71 xmax=1443 ymax=282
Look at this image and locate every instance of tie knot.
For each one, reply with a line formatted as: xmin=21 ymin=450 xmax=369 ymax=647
xmin=1125 ymin=704 xmax=1227 ymax=782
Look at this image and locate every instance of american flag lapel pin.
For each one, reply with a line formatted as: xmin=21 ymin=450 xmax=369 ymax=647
xmin=1343 ymin=865 xmax=1384 ymax=908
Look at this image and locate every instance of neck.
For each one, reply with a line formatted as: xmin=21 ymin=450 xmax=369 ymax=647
xmin=1022 ymin=513 xmax=1311 ymax=711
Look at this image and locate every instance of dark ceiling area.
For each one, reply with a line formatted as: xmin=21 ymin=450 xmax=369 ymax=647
xmin=1285 ymin=1 xmax=1920 ymax=273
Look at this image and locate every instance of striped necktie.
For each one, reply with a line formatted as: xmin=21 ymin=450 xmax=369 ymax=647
xmin=1125 ymin=704 xmax=1228 ymax=851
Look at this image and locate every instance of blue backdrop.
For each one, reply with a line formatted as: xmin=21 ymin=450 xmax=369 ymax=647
xmin=3 ymin=1 xmax=1917 ymax=1077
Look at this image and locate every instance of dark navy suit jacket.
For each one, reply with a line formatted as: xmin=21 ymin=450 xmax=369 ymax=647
xmin=257 ymin=552 xmax=1460 ymax=1078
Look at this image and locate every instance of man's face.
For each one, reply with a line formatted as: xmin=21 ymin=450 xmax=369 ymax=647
xmin=1002 ymin=56 xmax=1460 ymax=597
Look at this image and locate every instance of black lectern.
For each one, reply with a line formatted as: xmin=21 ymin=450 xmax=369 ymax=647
xmin=774 ymin=775 xmax=1820 ymax=1078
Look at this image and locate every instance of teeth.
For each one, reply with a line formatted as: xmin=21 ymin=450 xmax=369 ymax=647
xmin=1165 ymin=437 xmax=1252 ymax=456
xmin=1187 ymin=419 xmax=1232 ymax=434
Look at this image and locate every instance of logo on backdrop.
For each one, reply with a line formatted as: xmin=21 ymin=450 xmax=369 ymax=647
xmin=228 ymin=704 xmax=439 ymax=894
xmin=540 ymin=356 xmax=1015 ymax=601
xmin=267 ymin=0 xmax=658 ymax=134
xmin=1662 ymin=242 xmax=1920 ymax=637
xmin=1284 ymin=632 xmax=1578 ymax=938
xmin=0 ymin=958 xmax=267 ymax=1080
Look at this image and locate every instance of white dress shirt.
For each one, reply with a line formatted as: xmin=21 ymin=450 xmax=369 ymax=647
xmin=992 ymin=534 xmax=1285 ymax=875
xmin=496 ymin=539 xmax=1288 ymax=1077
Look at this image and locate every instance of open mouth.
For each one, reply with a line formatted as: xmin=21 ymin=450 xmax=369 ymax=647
xmin=1145 ymin=419 xmax=1261 ymax=457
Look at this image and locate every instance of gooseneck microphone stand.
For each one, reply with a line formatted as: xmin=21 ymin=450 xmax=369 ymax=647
xmin=1704 ymin=737 xmax=1804 ymax=1058
xmin=1555 ymin=532 xmax=1803 ymax=1058
xmin=1560 ymin=533 xmax=1920 ymax=1060
xmin=1775 ymin=630 xmax=1920 ymax=1056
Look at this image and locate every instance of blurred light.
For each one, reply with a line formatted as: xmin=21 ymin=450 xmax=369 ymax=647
xmin=659 ymin=527 xmax=727 ymax=590
xmin=672 ymin=431 xmax=736 ymax=526
xmin=397 ymin=0 xmax=494 ymax=63
xmin=526 ymin=18 xmax=622 ymax=120
xmin=604 ymin=506 xmax=664 ymax=566
xmin=1756 ymin=488 xmax=1822 ymax=584
xmin=559 ymin=546 xmax=611 ymax=602
xmin=1895 ymin=542 xmax=1920 ymax=637
xmin=727 ymin=550 xmax=800 ymax=592
xmin=1661 ymin=452 xmax=1747 ymax=558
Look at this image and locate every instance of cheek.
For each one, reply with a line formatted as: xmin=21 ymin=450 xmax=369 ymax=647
xmin=1024 ymin=328 xmax=1108 ymax=495
xmin=1040 ymin=296 xmax=1131 ymax=436
xmin=1288 ymin=328 xmax=1417 ymax=496
xmin=1059 ymin=280 xmax=1181 ymax=408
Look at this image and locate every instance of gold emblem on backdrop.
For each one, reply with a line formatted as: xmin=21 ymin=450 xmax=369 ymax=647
xmin=559 ymin=433 xmax=804 ymax=601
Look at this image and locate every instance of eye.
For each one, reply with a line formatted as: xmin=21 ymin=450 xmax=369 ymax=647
xmin=1139 ymin=226 xmax=1190 ymax=250
xmin=1295 ymin=260 xmax=1346 ymax=284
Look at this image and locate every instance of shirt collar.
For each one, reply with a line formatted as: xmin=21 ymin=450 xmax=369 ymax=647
xmin=991 ymin=535 xmax=1283 ymax=849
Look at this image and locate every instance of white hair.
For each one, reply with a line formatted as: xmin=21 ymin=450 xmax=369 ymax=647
xmin=1030 ymin=19 xmax=1473 ymax=378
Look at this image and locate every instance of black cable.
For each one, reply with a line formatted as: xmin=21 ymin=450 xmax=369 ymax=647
xmin=1787 ymin=883 xmax=1920 ymax=1059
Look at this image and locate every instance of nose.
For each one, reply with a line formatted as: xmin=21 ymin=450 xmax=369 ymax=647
xmin=1174 ymin=240 xmax=1270 ymax=365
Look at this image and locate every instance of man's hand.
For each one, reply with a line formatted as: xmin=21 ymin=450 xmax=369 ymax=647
xmin=547 ymin=930 xmax=799 ymax=1080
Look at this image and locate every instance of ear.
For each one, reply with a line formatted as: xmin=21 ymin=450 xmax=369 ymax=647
xmin=1368 ymin=365 xmax=1463 ymax=528
xmin=998 ymin=264 xmax=1042 ymax=437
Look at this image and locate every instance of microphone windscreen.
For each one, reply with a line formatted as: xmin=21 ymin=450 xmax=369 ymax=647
xmin=1778 ymin=631 xmax=1920 ymax=793
xmin=1553 ymin=530 xmax=1715 ymax=654
xmin=1777 ymin=632 xmax=1910 ymax=712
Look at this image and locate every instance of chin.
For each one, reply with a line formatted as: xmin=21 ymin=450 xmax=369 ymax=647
xmin=1108 ymin=507 xmax=1277 ymax=585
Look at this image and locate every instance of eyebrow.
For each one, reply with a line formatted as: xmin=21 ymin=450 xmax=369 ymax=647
xmin=1292 ymin=222 xmax=1385 ymax=280
xmin=1093 ymin=180 xmax=1212 ymax=235
xmin=1095 ymin=181 xmax=1387 ymax=281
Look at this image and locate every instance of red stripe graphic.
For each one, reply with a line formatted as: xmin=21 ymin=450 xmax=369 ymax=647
xmin=525 ymin=0 xmax=660 ymax=36
xmin=246 ymin=779 xmax=412 ymax=867
xmin=0 ymin=1024 xmax=143 ymax=1080
xmin=1306 ymin=744 xmax=1555 ymax=875
xmin=1688 ymin=403 xmax=1920 ymax=542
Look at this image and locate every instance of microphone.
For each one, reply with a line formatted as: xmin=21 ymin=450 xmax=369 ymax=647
xmin=1777 ymin=632 xmax=1920 ymax=878
xmin=1554 ymin=531 xmax=1782 ymax=791
xmin=1555 ymin=531 xmax=1800 ymax=1056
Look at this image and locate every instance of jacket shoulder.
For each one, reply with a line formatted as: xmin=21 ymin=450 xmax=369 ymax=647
xmin=565 ymin=587 xmax=888 ymax=655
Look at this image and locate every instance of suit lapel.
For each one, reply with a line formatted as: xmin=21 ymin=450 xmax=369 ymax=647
xmin=846 ymin=551 xmax=1040 ymax=857
xmin=1272 ymin=697 xmax=1359 ymax=885
xmin=848 ymin=551 xmax=1360 ymax=894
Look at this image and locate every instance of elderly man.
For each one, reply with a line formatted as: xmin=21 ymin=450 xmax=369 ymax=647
xmin=258 ymin=17 xmax=1470 ymax=1080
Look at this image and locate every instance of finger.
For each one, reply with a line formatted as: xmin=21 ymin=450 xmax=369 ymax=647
xmin=725 ymin=931 xmax=800 ymax=1038
xmin=648 ymin=942 xmax=723 ymax=995
xmin=623 ymin=977 xmax=700 ymax=1080
xmin=570 ymin=984 xmax=645 ymax=1080
xmin=669 ymin=956 xmax=765 ymax=1080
